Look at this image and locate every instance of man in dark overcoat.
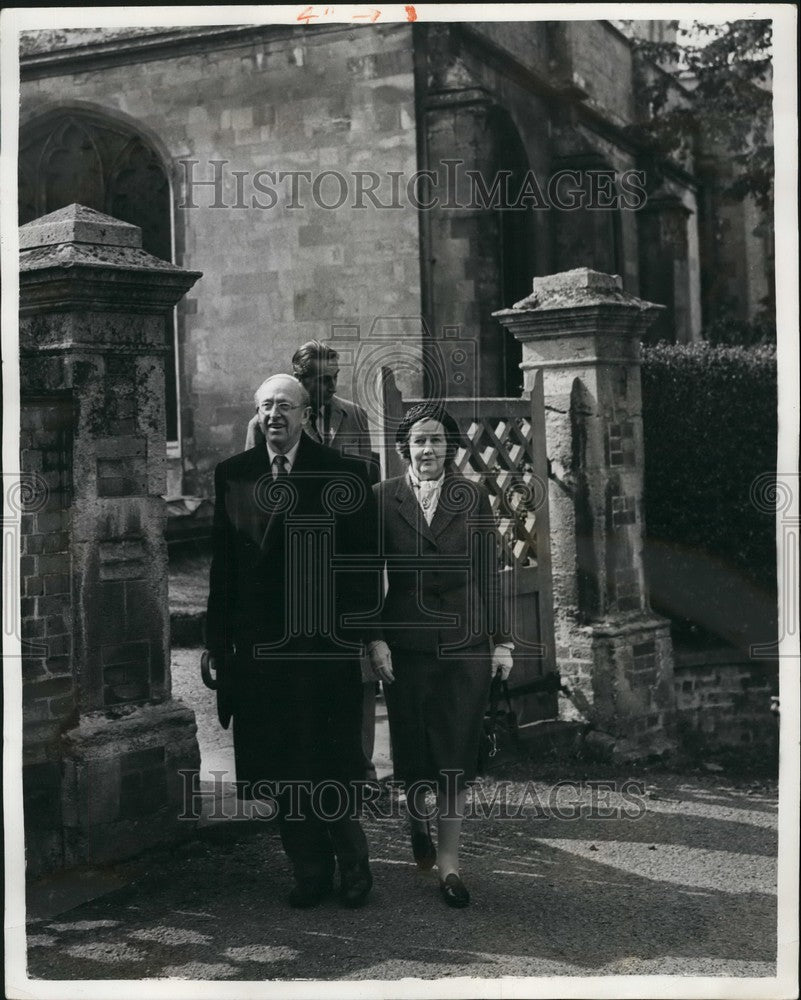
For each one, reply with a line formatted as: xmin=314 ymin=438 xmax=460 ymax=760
xmin=205 ymin=373 xmax=393 ymax=909
xmin=244 ymin=341 xmax=381 ymax=776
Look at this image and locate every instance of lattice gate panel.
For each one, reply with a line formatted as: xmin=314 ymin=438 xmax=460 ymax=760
xmin=447 ymin=403 xmax=543 ymax=572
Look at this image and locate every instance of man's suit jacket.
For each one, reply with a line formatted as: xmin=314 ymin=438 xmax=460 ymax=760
xmin=323 ymin=394 xmax=373 ymax=460
xmin=206 ymin=434 xmax=380 ymax=786
xmin=373 ymin=470 xmax=512 ymax=657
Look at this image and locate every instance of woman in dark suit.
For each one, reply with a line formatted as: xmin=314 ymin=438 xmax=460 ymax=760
xmin=373 ymin=402 xmax=514 ymax=908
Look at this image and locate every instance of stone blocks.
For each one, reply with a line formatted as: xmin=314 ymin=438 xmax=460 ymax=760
xmin=589 ymin=618 xmax=675 ymax=740
xmin=673 ymin=652 xmax=779 ymax=751
xmin=60 ymin=701 xmax=200 ymax=869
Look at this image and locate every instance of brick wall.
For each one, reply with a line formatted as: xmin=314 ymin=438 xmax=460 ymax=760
xmin=20 ymin=397 xmax=76 ymax=759
xmin=673 ymin=648 xmax=779 ymax=751
xmin=20 ymin=396 xmax=76 ymax=872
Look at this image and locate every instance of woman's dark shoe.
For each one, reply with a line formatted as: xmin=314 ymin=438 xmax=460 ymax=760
xmin=439 ymin=873 xmax=470 ymax=908
xmin=410 ymin=823 xmax=437 ymax=870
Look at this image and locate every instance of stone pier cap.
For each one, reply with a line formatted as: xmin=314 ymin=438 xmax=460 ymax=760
xmin=492 ymin=267 xmax=664 ymax=324
xmin=19 ymin=204 xmax=202 ymax=313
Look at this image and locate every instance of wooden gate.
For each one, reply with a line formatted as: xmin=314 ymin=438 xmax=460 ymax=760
xmin=377 ymin=368 xmax=558 ymax=728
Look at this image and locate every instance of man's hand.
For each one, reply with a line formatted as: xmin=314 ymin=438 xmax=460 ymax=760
xmin=206 ymin=652 xmax=224 ymax=684
xmin=367 ymin=639 xmax=394 ymax=684
xmin=203 ymin=650 xmax=234 ymax=729
xmin=491 ymin=644 xmax=514 ymax=681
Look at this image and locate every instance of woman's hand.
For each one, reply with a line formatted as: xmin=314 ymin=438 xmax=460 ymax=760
xmin=491 ymin=644 xmax=513 ymax=681
xmin=367 ymin=639 xmax=395 ymax=684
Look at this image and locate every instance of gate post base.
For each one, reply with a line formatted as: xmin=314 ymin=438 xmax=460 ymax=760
xmin=59 ymin=699 xmax=200 ymax=871
xmin=557 ymin=614 xmax=676 ymax=747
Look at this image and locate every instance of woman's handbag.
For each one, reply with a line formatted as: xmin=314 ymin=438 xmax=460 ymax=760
xmin=478 ymin=671 xmax=519 ymax=773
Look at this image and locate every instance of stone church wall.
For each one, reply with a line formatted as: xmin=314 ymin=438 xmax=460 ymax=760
xmin=22 ymin=24 xmax=422 ymax=494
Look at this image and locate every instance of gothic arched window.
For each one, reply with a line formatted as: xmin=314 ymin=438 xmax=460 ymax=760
xmin=19 ymin=111 xmax=179 ymax=443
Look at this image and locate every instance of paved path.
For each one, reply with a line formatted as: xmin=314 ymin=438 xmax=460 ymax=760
xmin=20 ymin=648 xmax=780 ymax=985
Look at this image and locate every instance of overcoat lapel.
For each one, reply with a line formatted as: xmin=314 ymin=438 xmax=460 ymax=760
xmin=393 ymin=474 xmax=436 ymax=546
xmin=327 ymin=399 xmax=345 ymax=442
xmin=231 ymin=446 xmax=273 ymax=548
xmin=429 ymin=472 xmax=473 ymax=539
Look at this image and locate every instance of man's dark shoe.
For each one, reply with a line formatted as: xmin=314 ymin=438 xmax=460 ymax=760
xmin=288 ymin=878 xmax=333 ymax=909
xmin=339 ymin=861 xmax=373 ymax=908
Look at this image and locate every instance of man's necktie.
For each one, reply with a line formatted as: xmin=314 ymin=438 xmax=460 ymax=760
xmin=273 ymin=454 xmax=288 ymax=479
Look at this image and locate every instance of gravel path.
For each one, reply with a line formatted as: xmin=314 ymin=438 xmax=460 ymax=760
xmin=18 ymin=645 xmax=781 ymax=990
xmin=24 ymin=775 xmax=778 ymax=983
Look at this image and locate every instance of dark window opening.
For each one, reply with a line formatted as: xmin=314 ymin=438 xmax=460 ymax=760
xmin=489 ymin=108 xmax=533 ymax=397
xmin=19 ymin=112 xmax=179 ymax=442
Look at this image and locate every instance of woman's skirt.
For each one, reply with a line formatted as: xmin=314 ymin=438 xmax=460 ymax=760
xmin=383 ymin=645 xmax=492 ymax=792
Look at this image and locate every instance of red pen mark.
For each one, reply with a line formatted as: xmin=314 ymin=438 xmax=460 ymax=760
xmin=296 ymin=5 xmax=319 ymax=23
xmin=352 ymin=8 xmax=381 ymax=21
xmin=405 ymin=4 xmax=417 ymax=21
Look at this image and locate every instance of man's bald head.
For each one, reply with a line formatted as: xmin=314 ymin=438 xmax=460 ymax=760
xmin=254 ymin=374 xmax=311 ymax=454
xmin=253 ymin=374 xmax=310 ymax=409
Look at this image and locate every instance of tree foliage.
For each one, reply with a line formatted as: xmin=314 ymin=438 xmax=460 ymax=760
xmin=625 ymin=20 xmax=774 ymax=213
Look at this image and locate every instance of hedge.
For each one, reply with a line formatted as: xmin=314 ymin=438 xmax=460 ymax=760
xmin=640 ymin=343 xmax=778 ymax=640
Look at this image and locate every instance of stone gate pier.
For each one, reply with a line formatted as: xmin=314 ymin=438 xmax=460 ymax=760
xmin=494 ymin=268 xmax=676 ymax=753
xmin=19 ymin=205 xmax=202 ymax=875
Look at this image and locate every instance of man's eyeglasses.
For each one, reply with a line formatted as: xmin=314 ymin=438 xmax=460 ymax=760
xmin=258 ymin=401 xmax=303 ymax=415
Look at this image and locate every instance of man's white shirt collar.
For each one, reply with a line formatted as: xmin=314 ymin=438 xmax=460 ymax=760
xmin=266 ymin=437 xmax=302 ymax=474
